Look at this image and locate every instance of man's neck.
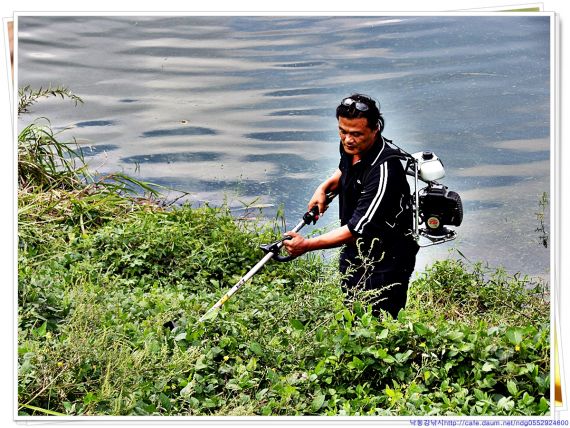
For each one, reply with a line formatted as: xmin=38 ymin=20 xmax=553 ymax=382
xmin=352 ymin=154 xmax=363 ymax=165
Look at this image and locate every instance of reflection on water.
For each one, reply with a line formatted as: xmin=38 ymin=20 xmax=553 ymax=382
xmin=121 ymin=151 xmax=223 ymax=164
xmin=141 ymin=126 xmax=218 ymax=138
xmin=82 ymin=144 xmax=119 ymax=154
xmin=244 ymin=131 xmax=336 ymax=142
xmin=75 ymin=119 xmax=116 ymax=127
xmin=268 ymin=108 xmax=331 ymax=117
xmin=17 ymin=15 xmax=551 ymax=276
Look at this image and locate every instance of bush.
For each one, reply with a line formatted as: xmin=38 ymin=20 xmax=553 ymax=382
xmin=18 ymin=198 xmax=550 ymax=416
xmin=407 ymin=258 xmax=549 ymax=326
xmin=17 ymin=87 xmax=549 ymax=416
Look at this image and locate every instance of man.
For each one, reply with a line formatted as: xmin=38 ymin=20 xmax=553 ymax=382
xmin=282 ymin=94 xmax=419 ymax=318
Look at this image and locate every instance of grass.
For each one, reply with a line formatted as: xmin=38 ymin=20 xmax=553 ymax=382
xmin=17 ymin=87 xmax=550 ymax=417
xmin=18 ymin=85 xmax=83 ymax=115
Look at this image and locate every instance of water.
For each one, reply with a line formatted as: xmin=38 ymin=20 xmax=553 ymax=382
xmin=17 ymin=15 xmax=551 ymax=277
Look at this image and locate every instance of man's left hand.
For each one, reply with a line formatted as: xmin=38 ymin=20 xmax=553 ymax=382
xmin=282 ymin=231 xmax=310 ymax=257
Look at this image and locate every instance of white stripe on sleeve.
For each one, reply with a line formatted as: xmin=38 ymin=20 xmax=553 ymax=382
xmin=354 ymin=162 xmax=388 ymax=234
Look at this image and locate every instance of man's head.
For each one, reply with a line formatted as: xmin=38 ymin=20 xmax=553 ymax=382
xmin=336 ymin=93 xmax=383 ymax=132
xmin=336 ymin=94 xmax=383 ymax=159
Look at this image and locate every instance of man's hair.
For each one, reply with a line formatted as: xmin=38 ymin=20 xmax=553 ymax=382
xmin=336 ymin=93 xmax=384 ymax=132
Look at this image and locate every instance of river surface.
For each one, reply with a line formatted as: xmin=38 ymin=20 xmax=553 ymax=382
xmin=17 ymin=14 xmax=551 ymax=277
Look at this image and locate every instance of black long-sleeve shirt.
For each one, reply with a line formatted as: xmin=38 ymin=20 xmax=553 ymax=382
xmin=338 ymin=136 xmax=417 ymax=270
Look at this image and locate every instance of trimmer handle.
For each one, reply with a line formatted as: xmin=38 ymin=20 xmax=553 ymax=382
xmin=303 ymin=192 xmax=337 ymax=225
xmin=260 ymin=192 xmax=337 ymax=263
xmin=259 ymin=236 xmax=295 ymax=262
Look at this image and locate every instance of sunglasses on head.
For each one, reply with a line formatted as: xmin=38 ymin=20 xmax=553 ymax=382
xmin=340 ymin=96 xmax=377 ymax=112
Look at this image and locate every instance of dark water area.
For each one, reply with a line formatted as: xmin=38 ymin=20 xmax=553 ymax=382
xmin=17 ymin=14 xmax=551 ymax=277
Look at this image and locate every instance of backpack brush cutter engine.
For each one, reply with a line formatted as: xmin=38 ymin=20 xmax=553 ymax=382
xmin=406 ymin=150 xmax=463 ymax=247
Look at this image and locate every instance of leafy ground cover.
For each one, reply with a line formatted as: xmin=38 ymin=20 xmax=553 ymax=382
xmin=17 ymin=89 xmax=550 ymax=417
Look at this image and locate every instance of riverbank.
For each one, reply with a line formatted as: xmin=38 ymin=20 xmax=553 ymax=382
xmin=18 ymin=175 xmax=550 ymax=417
xmin=17 ymin=92 xmax=550 ymax=417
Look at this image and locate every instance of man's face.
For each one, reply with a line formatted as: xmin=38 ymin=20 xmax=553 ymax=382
xmin=338 ymin=116 xmax=378 ymax=159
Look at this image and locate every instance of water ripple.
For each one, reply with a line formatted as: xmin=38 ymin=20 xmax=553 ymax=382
xmin=268 ymin=108 xmax=332 ymax=117
xmin=121 ymin=152 xmax=223 ymax=164
xmin=76 ymin=120 xmax=116 ymax=128
xmin=244 ymin=130 xmax=335 ymax=142
xmin=265 ymin=87 xmax=334 ymax=97
xmin=276 ymin=61 xmax=327 ymax=68
xmin=141 ymin=127 xmax=217 ymax=138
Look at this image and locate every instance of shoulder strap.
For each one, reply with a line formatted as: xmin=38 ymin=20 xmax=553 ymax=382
xmin=375 ymin=137 xmax=411 ymax=165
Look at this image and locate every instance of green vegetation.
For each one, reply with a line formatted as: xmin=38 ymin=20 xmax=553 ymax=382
xmin=17 ymin=88 xmax=550 ymax=417
xmin=18 ymin=85 xmax=83 ymax=115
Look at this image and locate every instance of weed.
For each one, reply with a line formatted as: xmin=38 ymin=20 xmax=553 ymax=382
xmin=18 ymin=85 xmax=83 ymax=115
xmin=535 ymin=192 xmax=549 ymax=248
xmin=18 ymin=198 xmax=550 ymax=416
xmin=17 ymin=86 xmax=550 ymax=417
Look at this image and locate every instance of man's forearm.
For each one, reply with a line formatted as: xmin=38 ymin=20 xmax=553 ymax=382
xmin=319 ymin=169 xmax=341 ymax=194
xmin=305 ymin=225 xmax=355 ymax=251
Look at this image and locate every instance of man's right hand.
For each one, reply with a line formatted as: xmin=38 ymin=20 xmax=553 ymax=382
xmin=307 ymin=188 xmax=329 ymax=216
